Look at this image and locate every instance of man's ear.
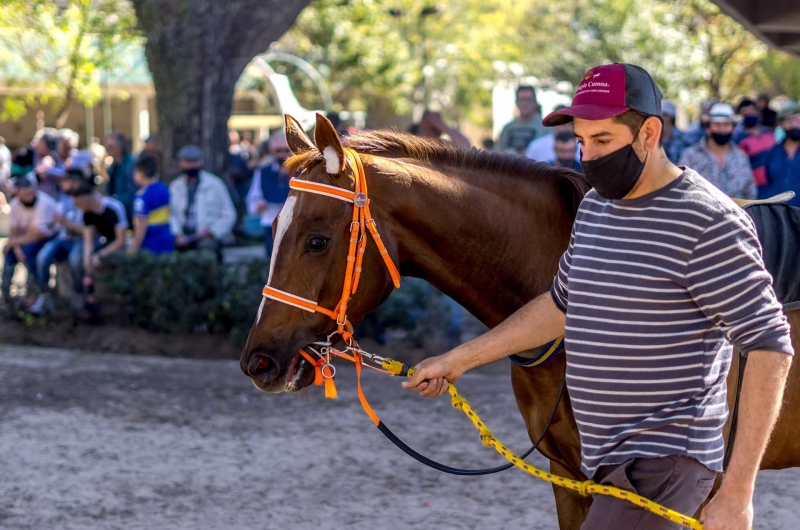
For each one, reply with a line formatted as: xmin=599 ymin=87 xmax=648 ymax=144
xmin=314 ymin=113 xmax=346 ymax=174
xmin=642 ymin=115 xmax=663 ymax=152
xmin=284 ymin=114 xmax=315 ymax=154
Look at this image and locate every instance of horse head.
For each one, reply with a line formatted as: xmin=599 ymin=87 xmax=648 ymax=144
xmin=241 ymin=114 xmax=398 ymax=392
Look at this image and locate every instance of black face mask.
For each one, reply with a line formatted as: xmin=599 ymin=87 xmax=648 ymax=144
xmin=711 ymin=133 xmax=732 ymax=146
xmin=185 ymin=167 xmax=200 ymax=178
xmin=786 ymin=128 xmax=800 ymax=142
xmin=580 ymin=133 xmax=648 ymax=201
xmin=20 ymin=196 xmax=37 ymax=208
xmin=743 ymin=115 xmax=759 ymax=128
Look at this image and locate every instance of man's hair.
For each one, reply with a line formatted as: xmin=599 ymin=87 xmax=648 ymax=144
xmin=737 ymin=98 xmax=757 ymax=113
xmin=66 ymin=170 xmax=95 ymax=197
xmin=134 ymin=151 xmax=159 ymax=179
xmin=554 ymin=131 xmax=575 ymax=143
xmin=516 ymin=85 xmax=537 ymax=98
xmin=106 ymin=131 xmax=129 ymax=153
xmin=612 ymin=110 xmax=663 ymax=146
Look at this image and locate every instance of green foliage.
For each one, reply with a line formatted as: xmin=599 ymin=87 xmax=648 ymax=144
xmin=97 ymin=251 xmax=267 ymax=343
xmin=0 ymin=0 xmax=141 ymax=126
xmin=277 ymin=0 xmax=800 ymax=125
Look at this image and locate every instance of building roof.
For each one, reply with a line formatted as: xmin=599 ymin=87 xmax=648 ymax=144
xmin=711 ymin=1 xmax=800 ymax=56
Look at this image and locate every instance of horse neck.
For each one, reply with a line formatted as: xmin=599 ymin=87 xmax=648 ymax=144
xmin=366 ymin=156 xmax=575 ymax=327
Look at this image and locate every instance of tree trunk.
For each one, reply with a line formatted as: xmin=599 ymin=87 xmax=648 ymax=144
xmin=131 ymin=0 xmax=310 ymax=178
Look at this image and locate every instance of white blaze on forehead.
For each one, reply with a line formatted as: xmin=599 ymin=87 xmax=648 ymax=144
xmin=256 ymin=297 xmax=266 ymax=323
xmin=323 ymin=146 xmax=340 ymax=174
xmin=266 ymin=194 xmax=298 ymax=287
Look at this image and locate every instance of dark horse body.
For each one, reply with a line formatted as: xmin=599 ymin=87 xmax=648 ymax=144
xmin=242 ymin=115 xmax=800 ymax=529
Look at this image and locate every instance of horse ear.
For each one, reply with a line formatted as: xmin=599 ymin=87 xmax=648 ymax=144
xmin=284 ymin=114 xmax=315 ymax=154
xmin=314 ymin=113 xmax=346 ymax=174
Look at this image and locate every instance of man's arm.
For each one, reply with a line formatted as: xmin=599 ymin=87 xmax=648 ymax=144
xmin=97 ymin=225 xmax=127 ymax=257
xmin=83 ymin=226 xmax=96 ymax=271
xmin=402 ymin=292 xmax=566 ymax=397
xmin=128 ymin=216 xmax=148 ymax=255
xmin=700 ymin=350 xmax=792 ymax=530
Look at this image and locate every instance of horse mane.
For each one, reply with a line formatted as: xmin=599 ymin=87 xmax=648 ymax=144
xmin=285 ymin=129 xmax=590 ymax=218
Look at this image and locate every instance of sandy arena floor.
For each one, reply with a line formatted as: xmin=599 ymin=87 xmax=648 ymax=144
xmin=0 ymin=345 xmax=798 ymax=529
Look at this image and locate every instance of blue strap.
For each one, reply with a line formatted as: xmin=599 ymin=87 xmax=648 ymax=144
xmin=509 ymin=336 xmax=564 ymax=368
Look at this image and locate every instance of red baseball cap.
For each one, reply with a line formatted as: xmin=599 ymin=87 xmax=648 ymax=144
xmin=543 ymin=63 xmax=663 ymax=126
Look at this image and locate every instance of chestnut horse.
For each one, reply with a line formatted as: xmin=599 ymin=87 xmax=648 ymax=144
xmin=241 ymin=114 xmax=800 ymax=529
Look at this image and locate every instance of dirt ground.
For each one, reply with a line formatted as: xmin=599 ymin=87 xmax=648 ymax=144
xmin=1 ymin=345 xmax=798 ymax=529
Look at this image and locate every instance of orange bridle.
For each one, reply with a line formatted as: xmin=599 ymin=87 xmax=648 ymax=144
xmin=260 ymin=148 xmax=402 ymax=398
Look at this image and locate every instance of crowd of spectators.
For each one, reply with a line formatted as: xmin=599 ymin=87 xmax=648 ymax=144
xmin=0 ymin=127 xmax=290 ymax=318
xmin=497 ymin=85 xmax=800 ymax=205
xmin=3 ymin=83 xmax=800 ymax=320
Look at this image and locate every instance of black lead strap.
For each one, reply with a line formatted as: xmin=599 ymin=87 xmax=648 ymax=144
xmin=375 ymin=367 xmax=567 ymax=476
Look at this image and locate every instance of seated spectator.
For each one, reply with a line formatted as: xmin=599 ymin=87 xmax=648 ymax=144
xmin=33 ymin=131 xmax=64 ymax=200
xmin=169 ymin=145 xmax=236 ymax=260
xmin=679 ymin=103 xmax=756 ymax=199
xmin=246 ymin=133 xmax=291 ymax=255
xmin=735 ymin=98 xmax=776 ymax=189
xmin=100 ymin=132 xmax=137 ymax=223
xmin=661 ymin=101 xmax=687 ymax=164
xmin=2 ymin=174 xmax=58 ymax=309
xmin=549 ymin=131 xmax=583 ymax=174
xmin=761 ymin=103 xmax=800 ymax=206
xmin=525 ymin=105 xmax=579 ymax=162
xmin=67 ymin=173 xmax=128 ymax=317
xmin=496 ymin=85 xmax=548 ymax=154
xmin=30 ymin=168 xmax=87 ymax=315
xmin=410 ymin=111 xmax=471 ymax=147
xmin=129 ymin=152 xmax=174 ymax=256
xmin=228 ymin=130 xmax=254 ymax=220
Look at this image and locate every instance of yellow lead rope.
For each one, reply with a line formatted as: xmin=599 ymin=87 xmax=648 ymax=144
xmin=380 ymin=359 xmax=707 ymax=530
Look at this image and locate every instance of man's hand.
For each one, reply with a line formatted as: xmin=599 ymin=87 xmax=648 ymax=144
xmin=13 ymin=246 xmax=25 ymax=264
xmin=699 ymin=484 xmax=753 ymax=530
xmin=401 ymin=353 xmax=464 ymax=398
xmin=54 ymin=213 xmax=66 ymax=225
xmin=175 ymin=234 xmax=187 ymax=246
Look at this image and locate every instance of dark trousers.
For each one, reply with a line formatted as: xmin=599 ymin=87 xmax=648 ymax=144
xmin=177 ymin=236 xmax=223 ymax=262
xmin=3 ymin=239 xmax=50 ymax=298
xmin=581 ymin=456 xmax=716 ymax=529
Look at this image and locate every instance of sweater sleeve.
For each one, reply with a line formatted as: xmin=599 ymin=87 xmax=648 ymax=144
xmin=550 ymin=223 xmax=576 ymax=314
xmin=685 ymin=210 xmax=793 ymax=356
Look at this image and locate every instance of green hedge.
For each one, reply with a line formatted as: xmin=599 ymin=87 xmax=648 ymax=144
xmin=99 ymin=251 xmax=267 ymax=343
xmin=98 ymin=252 xmax=460 ymax=346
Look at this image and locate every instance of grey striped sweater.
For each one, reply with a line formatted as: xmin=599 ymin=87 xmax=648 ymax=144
xmin=550 ymin=168 xmax=794 ymax=478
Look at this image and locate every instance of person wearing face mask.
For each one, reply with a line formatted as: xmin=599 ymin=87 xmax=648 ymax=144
xmin=547 ymin=130 xmax=583 ymax=173
xmin=679 ymin=103 xmax=756 ymax=199
xmin=402 ymin=63 xmax=793 ymax=530
xmin=2 ymin=174 xmax=58 ymax=310
xmin=734 ymin=99 xmax=776 ymax=190
xmin=761 ymin=103 xmax=800 ymax=206
xmin=168 ymin=145 xmax=236 ymax=260
xmin=245 ymin=132 xmax=292 ymax=256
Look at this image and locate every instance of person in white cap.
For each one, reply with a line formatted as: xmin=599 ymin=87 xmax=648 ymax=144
xmin=679 ymin=103 xmax=756 ymax=199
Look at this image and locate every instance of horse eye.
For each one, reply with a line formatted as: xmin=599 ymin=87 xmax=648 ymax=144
xmin=306 ymin=237 xmax=329 ymax=252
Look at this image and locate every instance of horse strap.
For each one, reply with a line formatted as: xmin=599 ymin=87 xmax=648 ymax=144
xmin=364 ymin=358 xmax=718 ymax=530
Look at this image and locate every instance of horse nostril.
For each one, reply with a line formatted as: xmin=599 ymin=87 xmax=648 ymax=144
xmin=248 ymin=354 xmax=279 ymax=381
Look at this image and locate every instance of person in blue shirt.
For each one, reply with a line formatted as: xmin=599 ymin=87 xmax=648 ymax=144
xmin=761 ymin=103 xmax=800 ymax=206
xmin=129 ymin=152 xmax=174 ymax=255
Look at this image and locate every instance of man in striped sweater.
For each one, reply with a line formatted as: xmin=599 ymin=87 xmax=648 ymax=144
xmin=403 ymin=63 xmax=794 ymax=530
